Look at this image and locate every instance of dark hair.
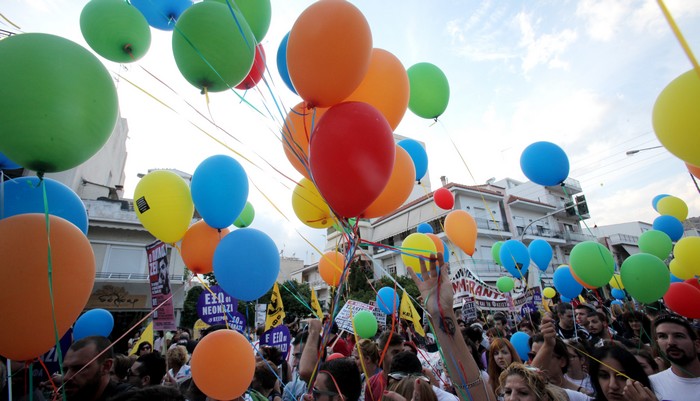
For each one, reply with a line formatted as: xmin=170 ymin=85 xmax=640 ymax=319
xmin=589 ymin=344 xmax=652 ymax=401
xmin=138 ymin=341 xmax=152 ymax=352
xmin=253 ymin=361 xmax=278 ymax=391
xmin=631 ymin=348 xmax=659 ymax=373
xmin=621 ymin=311 xmax=652 ymax=342
xmin=319 ymin=358 xmax=361 ymax=401
xmin=464 ymin=326 xmax=484 ymax=344
xmin=135 ymin=352 xmax=167 ymax=385
xmin=494 ymin=314 xmax=508 ymax=325
xmin=292 ymin=330 xmax=310 ymax=346
xmin=590 ymin=312 xmax=607 ymax=324
xmin=378 ymin=331 xmax=404 ymax=351
xmin=517 ymin=321 xmax=534 ymax=331
xmin=556 ymin=302 xmax=573 ymax=315
xmin=528 ymin=333 xmax=544 ymax=348
xmin=109 ymin=385 xmax=185 ymax=401
xmin=653 ymin=313 xmax=698 ymax=341
xmin=389 ymin=351 xmax=422 ymax=374
xmin=552 ymin=337 xmax=570 ymax=374
xmin=70 ymin=336 xmax=114 ymax=363
xmin=112 ymin=354 xmax=134 ymax=381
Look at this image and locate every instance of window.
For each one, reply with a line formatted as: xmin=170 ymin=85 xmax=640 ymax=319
xmin=102 ymin=245 xmax=148 ymax=275
xmin=387 ymin=263 xmax=396 ymax=275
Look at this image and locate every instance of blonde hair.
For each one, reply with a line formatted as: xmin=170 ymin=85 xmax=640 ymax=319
xmin=356 ymin=339 xmax=379 ymax=364
xmin=497 ymin=363 xmax=567 ymax=401
xmin=166 ymin=345 xmax=188 ymax=369
xmin=382 ymin=376 xmax=437 ymax=401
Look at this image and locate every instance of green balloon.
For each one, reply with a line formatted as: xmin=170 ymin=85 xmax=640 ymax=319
xmin=0 ymin=33 xmax=118 ymax=172
xmin=353 ymin=310 xmax=378 ymax=339
xmin=80 ymin=0 xmax=151 ymax=62
xmin=569 ymin=241 xmax=615 ymax=288
xmin=491 ymin=241 xmax=504 ymax=265
xmin=172 ymin=1 xmax=256 ymax=92
xmin=620 ymin=253 xmax=671 ymax=303
xmin=234 ymin=201 xmax=255 ymax=228
xmin=496 ymin=276 xmax=515 ymax=292
xmin=206 ymin=0 xmax=271 ymax=42
xmin=407 ymin=62 xmax=450 ymax=119
xmin=638 ymin=230 xmax=673 ymax=260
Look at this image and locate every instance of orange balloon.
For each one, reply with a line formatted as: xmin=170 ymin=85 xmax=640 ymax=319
xmin=287 ymin=0 xmax=372 ymax=107
xmin=319 ymin=250 xmax=346 ymax=287
xmin=444 ymin=210 xmax=477 ymax=256
xmin=345 ymin=48 xmax=409 ymax=130
xmin=425 ymin=233 xmax=445 ymax=255
xmin=362 ymin=146 xmax=415 ymax=218
xmin=190 ymin=329 xmax=255 ymax=400
xmin=0 ymin=214 xmax=95 ymax=361
xmin=282 ymin=102 xmax=327 ymax=178
xmin=686 ymin=163 xmax=700 ymax=179
xmin=570 ymin=266 xmax=598 ymax=290
xmin=181 ymin=220 xmax=230 ymax=274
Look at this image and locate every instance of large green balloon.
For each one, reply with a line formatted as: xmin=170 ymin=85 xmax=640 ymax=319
xmin=80 ymin=0 xmax=151 ymax=62
xmin=491 ymin=241 xmax=504 ymax=265
xmin=206 ymin=0 xmax=271 ymax=42
xmin=172 ymin=1 xmax=256 ymax=92
xmin=638 ymin=230 xmax=673 ymax=260
xmin=407 ymin=62 xmax=450 ymax=119
xmin=496 ymin=276 xmax=515 ymax=292
xmin=353 ymin=310 xmax=378 ymax=339
xmin=233 ymin=201 xmax=255 ymax=228
xmin=0 ymin=33 xmax=118 ymax=173
xmin=620 ymin=253 xmax=671 ymax=303
xmin=569 ymin=241 xmax=615 ymax=288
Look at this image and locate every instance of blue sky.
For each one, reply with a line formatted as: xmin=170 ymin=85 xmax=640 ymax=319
xmin=4 ymin=0 xmax=700 ymax=263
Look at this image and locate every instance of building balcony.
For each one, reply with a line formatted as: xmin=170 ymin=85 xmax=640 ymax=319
xmin=547 ymin=178 xmax=582 ymax=195
xmin=564 ymin=231 xmax=597 ymax=243
xmin=95 ymin=272 xmax=185 ymax=281
xmin=474 ymin=217 xmax=509 ymax=232
xmin=607 ymin=234 xmax=639 ymax=246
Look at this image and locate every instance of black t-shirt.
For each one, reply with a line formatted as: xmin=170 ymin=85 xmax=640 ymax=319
xmin=556 ymin=323 xmax=590 ymax=340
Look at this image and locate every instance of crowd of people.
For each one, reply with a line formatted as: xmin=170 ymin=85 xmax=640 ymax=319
xmin=3 ymin=254 xmax=699 ymax=401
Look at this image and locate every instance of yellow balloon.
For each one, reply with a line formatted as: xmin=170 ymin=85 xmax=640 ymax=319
xmin=134 ymin=170 xmax=193 ymax=243
xmin=674 ymin=237 xmax=700 ymax=275
xmin=656 ymin=195 xmax=688 ymax=221
xmin=543 ymin=287 xmax=556 ymax=299
xmin=653 ymin=69 xmax=700 ymax=166
xmin=609 ymin=274 xmax=624 ymax=290
xmin=670 ymin=258 xmax=695 ymax=280
xmin=292 ymin=178 xmax=333 ymax=229
xmin=401 ymin=233 xmax=437 ymax=273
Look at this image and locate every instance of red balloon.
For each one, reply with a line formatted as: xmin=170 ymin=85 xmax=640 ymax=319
xmin=434 ymin=187 xmax=454 ymax=210
xmin=235 ymin=44 xmax=266 ymax=90
xmin=685 ymin=277 xmax=700 ymax=291
xmin=309 ymin=101 xmax=394 ymax=218
xmin=664 ymin=282 xmax=700 ymax=319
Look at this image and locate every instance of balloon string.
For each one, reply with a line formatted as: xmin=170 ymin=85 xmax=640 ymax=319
xmin=657 ymin=0 xmax=700 ymax=78
xmin=40 ymin=176 xmax=67 ymax=401
xmin=0 ymin=12 xmax=21 ymax=29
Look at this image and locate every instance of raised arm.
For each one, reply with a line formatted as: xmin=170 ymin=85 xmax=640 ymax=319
xmin=298 ymin=319 xmax=322 ymax=382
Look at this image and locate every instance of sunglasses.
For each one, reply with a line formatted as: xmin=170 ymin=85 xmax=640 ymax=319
xmin=387 ymin=372 xmax=430 ymax=383
xmin=312 ymin=387 xmax=339 ymax=400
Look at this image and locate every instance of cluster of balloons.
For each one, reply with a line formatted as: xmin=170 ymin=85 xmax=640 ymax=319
xmin=491 ymin=239 xmax=553 ymax=282
xmin=651 ymin=194 xmax=688 ymax=241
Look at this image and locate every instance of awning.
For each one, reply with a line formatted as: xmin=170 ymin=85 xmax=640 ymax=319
xmin=622 ymin=244 xmax=640 ymax=256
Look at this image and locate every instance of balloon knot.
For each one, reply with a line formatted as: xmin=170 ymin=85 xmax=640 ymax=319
xmin=37 ymin=171 xmax=44 ymax=181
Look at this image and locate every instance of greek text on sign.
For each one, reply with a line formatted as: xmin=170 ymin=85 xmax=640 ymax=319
xmin=196 ymin=285 xmax=238 ymax=326
xmin=335 ymin=300 xmax=388 ymax=334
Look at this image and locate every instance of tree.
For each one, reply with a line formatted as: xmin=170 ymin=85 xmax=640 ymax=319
xmin=180 ymin=286 xmax=204 ymax=329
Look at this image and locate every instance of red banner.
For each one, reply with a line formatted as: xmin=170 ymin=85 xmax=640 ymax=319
xmin=146 ymin=240 xmax=176 ymax=331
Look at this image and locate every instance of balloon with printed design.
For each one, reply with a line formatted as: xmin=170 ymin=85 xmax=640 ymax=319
xmin=135 ymin=170 xmax=194 ymax=244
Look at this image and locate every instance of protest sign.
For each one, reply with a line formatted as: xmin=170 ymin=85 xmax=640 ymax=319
xmin=197 ymin=285 xmax=238 ymax=325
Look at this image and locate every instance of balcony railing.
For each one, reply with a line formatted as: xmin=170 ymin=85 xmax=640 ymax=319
xmin=608 ymin=234 xmax=639 ymax=245
xmin=95 ymin=272 xmax=185 ymax=281
xmin=517 ymin=226 xmax=564 ymax=239
xmin=564 ymin=231 xmax=597 ymax=242
xmin=474 ymin=217 xmax=508 ymax=231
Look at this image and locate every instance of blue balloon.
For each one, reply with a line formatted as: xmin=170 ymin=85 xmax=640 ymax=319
xmin=652 ymin=194 xmax=670 ymax=211
xmin=553 ymin=265 xmax=583 ymax=299
xmin=510 ymin=331 xmax=531 ymax=361
xmin=376 ymin=287 xmax=399 ymax=315
xmin=442 ymin=240 xmax=450 ymax=263
xmin=670 ymin=273 xmax=684 ymax=283
xmin=0 ymin=151 xmax=21 ymax=170
xmin=417 ymin=223 xmax=433 ymax=234
xmin=499 ymin=240 xmax=530 ymax=279
xmin=520 ymin=141 xmax=570 ymax=186
xmin=397 ymin=139 xmax=428 ymax=181
xmin=561 ymin=296 xmax=572 ymax=303
xmin=528 ymin=239 xmax=552 ymax=272
xmin=191 ymin=155 xmax=249 ymax=229
xmin=652 ymin=215 xmax=684 ymax=241
xmin=214 ymin=228 xmax=279 ymax=301
xmin=131 ymin=0 xmax=192 ymax=30
xmin=276 ymin=32 xmax=297 ymax=95
xmin=2 ymin=177 xmax=88 ymax=234
xmin=611 ymin=288 xmax=626 ymax=300
xmin=611 ymin=299 xmax=623 ymax=306
xmin=73 ymin=309 xmax=114 ymax=341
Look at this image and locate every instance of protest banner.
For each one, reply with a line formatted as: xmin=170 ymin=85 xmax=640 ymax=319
xmin=335 ymin=300 xmax=387 ymax=334
xmin=451 ymin=266 xmax=542 ymax=314
xmin=147 ymin=240 xmax=176 ymax=331
xmin=260 ymin=325 xmax=291 ymax=359
xmin=196 ymin=285 xmax=238 ymax=326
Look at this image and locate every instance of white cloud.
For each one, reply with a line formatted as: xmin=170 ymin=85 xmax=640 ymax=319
xmin=517 ymin=11 xmax=578 ymax=74
xmin=576 ymin=0 xmax=633 ymax=41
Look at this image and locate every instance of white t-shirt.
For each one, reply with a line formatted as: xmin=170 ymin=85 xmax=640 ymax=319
xmin=564 ymin=373 xmax=594 ymax=396
xmin=650 ymin=367 xmax=700 ymax=400
xmin=563 ymin=388 xmax=592 ymax=401
xmin=432 ymin=385 xmax=459 ymax=401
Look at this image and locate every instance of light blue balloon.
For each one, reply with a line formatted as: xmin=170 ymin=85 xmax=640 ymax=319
xmin=191 ymin=155 xmax=249 ymax=229
xmin=553 ymin=266 xmax=583 ymax=299
xmin=214 ymin=228 xmax=279 ymax=301
xmin=2 ymin=177 xmax=88 ymax=234
xmin=442 ymin=240 xmax=450 ymax=263
xmin=397 ymin=139 xmax=428 ymax=181
xmin=276 ymin=32 xmax=296 ymax=95
xmin=652 ymin=215 xmax=684 ymax=241
xmin=520 ymin=141 xmax=569 ymax=186
xmin=528 ymin=239 xmax=552 ymax=272
xmin=131 ymin=0 xmax=192 ymax=30
xmin=499 ymin=240 xmax=530 ymax=279
xmin=611 ymin=299 xmax=623 ymax=306
xmin=417 ymin=223 xmax=433 ymax=234
xmin=0 ymin=151 xmax=21 ymax=170
xmin=652 ymin=194 xmax=670 ymax=211
xmin=73 ymin=309 xmax=114 ymax=341
xmin=611 ymin=288 xmax=626 ymax=300
xmin=510 ymin=331 xmax=531 ymax=361
xmin=561 ymin=296 xmax=572 ymax=303
xmin=670 ymin=273 xmax=684 ymax=283
xmin=376 ymin=287 xmax=399 ymax=315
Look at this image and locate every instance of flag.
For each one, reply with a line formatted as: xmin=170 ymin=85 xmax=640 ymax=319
xmin=399 ymin=291 xmax=425 ymax=337
xmin=310 ymin=289 xmax=324 ymax=318
xmin=265 ymin=283 xmax=286 ymax=331
xmin=129 ymin=322 xmax=154 ymax=356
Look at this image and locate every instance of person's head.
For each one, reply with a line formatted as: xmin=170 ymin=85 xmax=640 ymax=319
xmin=111 ymin=353 xmax=134 ymax=383
xmin=384 ymin=375 xmax=437 ymax=401
xmin=575 ymin=304 xmax=595 ymax=328
xmin=251 ymin=361 xmax=278 ymax=393
xmin=622 ymin=311 xmax=650 ymax=337
xmin=377 ymin=331 xmax=404 ymax=372
xmin=494 ymin=314 xmax=508 ymax=332
xmin=528 ymin=335 xmax=569 ymax=378
xmin=128 ymin=352 xmax=166 ymax=388
xmin=587 ymin=312 xmax=608 ymax=336
xmin=291 ymin=331 xmax=309 ymax=369
xmin=402 ymin=341 xmax=418 ymax=355
xmin=564 ymin=338 xmax=590 ymax=377
xmin=464 ymin=325 xmax=484 ymax=345
xmin=352 ymin=339 xmax=379 ymax=371
xmin=166 ymin=346 xmax=188 ymax=371
xmin=137 ymin=341 xmax=153 ymax=356
xmin=556 ymin=303 xmax=574 ymax=329
xmin=486 ymin=327 xmax=506 ymax=343
xmin=388 ymin=351 xmax=422 ymax=376
xmin=489 ymin=338 xmax=521 ymax=372
xmin=498 ymin=363 xmax=564 ymax=401
xmin=517 ymin=321 xmax=534 ymax=337
xmin=457 ymin=318 xmax=467 ymax=329
xmin=653 ymin=313 xmax=700 ymax=368
xmin=631 ymin=348 xmax=659 ymax=377
xmin=588 ymin=344 xmax=652 ymax=401
xmin=314 ymin=358 xmax=361 ymax=401
xmin=63 ymin=336 xmax=114 ymax=400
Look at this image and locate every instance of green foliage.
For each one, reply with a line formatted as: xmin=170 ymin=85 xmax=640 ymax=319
xmin=181 ymin=286 xmax=204 ymax=329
